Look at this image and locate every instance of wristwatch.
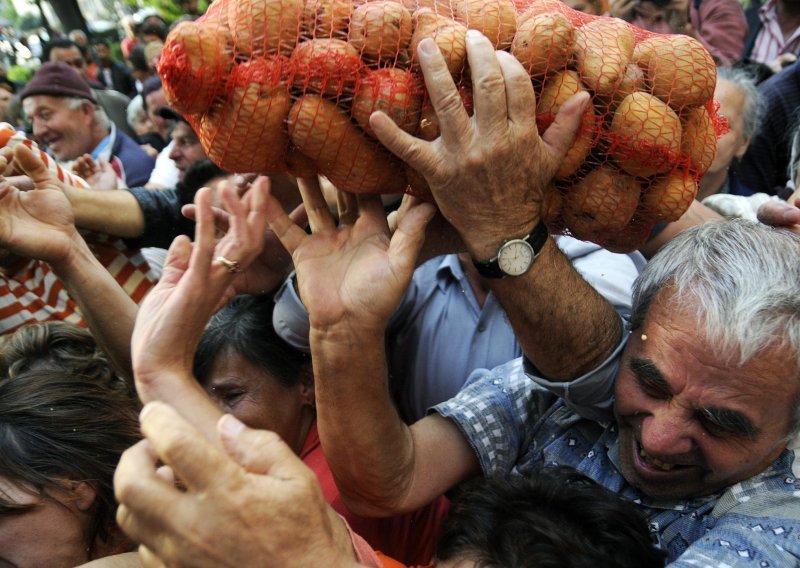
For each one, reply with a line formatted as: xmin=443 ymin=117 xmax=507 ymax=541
xmin=472 ymin=222 xmax=548 ymax=279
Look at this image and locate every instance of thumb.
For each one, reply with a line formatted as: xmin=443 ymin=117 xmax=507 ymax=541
xmin=540 ymin=91 xmax=590 ymax=168
xmin=218 ymin=414 xmax=306 ymax=477
xmin=12 ymin=144 xmax=52 ymax=189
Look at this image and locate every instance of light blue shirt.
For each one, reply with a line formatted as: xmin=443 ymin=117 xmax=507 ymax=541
xmin=273 ymin=235 xmax=646 ymax=422
xmin=435 ymin=354 xmax=800 ymax=566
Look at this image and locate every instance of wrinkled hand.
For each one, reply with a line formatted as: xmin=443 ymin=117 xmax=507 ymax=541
xmin=131 ymin=179 xmax=269 ymax=398
xmin=757 ymin=188 xmax=800 ymax=234
xmin=0 ymin=144 xmax=79 ymax=264
xmin=182 ymin=183 xmax=309 ymax=295
xmin=72 ymin=154 xmax=119 ymax=190
xmin=371 ymin=32 xmax=587 ymax=260
xmin=115 ymin=402 xmax=358 ymax=568
xmin=265 ymin=176 xmax=435 ymax=332
xmin=608 ymin=0 xmax=639 ymax=20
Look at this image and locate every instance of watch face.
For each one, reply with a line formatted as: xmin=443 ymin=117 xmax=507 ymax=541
xmin=497 ymin=240 xmax=534 ymax=276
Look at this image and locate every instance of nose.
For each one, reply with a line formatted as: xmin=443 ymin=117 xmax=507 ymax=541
xmin=639 ymin=405 xmax=695 ymax=458
xmin=168 ymin=145 xmax=181 ymax=162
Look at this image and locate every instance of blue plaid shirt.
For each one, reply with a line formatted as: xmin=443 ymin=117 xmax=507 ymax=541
xmin=435 ymin=357 xmax=800 ymax=567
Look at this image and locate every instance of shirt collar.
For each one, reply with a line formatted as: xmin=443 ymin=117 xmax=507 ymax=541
xmin=91 ymin=123 xmax=116 ymax=161
xmin=434 ymin=254 xmax=468 ymax=292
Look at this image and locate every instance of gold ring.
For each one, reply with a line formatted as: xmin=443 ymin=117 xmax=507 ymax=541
xmin=215 ymin=256 xmax=241 ymax=273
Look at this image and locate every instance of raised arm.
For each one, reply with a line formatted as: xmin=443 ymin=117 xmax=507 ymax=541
xmin=373 ymin=32 xmax=621 ymax=380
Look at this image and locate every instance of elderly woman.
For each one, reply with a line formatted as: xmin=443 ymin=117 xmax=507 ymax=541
xmin=193 ymin=294 xmax=449 ymax=565
xmin=0 ymin=322 xmax=141 ymax=567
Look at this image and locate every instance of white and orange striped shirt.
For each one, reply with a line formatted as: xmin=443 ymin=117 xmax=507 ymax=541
xmin=0 ymin=233 xmax=157 ymax=335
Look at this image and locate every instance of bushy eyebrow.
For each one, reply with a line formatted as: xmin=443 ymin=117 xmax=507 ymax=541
xmin=700 ymin=407 xmax=760 ymax=439
xmin=629 ymin=357 xmax=671 ymax=394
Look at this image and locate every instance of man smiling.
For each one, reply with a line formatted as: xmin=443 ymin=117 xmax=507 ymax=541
xmin=20 ymin=62 xmax=154 ymax=188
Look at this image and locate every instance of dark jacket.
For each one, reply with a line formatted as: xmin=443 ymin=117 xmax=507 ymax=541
xmin=97 ymin=61 xmax=137 ymax=98
xmin=110 ymin=129 xmax=156 ymax=188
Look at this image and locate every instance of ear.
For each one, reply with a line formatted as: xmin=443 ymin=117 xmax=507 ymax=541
xmin=72 ymin=481 xmax=97 ymax=512
xmin=735 ymin=135 xmax=751 ymax=160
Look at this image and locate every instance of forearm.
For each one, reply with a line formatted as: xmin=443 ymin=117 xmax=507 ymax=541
xmin=487 ymin=237 xmax=622 ymax=380
xmin=311 ymin=324 xmax=417 ymax=516
xmin=51 ymin=233 xmax=139 ymax=382
xmin=66 ymin=186 xmax=146 ymax=238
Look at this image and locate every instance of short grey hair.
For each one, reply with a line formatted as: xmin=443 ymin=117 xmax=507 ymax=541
xmin=717 ymin=66 xmax=763 ymax=141
xmin=630 ymin=220 xmax=800 ymax=436
xmin=64 ymin=96 xmax=110 ymax=132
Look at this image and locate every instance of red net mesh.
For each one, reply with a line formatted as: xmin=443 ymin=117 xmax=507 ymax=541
xmin=158 ymin=0 xmax=726 ymax=252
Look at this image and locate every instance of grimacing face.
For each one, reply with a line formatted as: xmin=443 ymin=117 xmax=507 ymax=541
xmin=614 ymin=291 xmax=798 ymax=500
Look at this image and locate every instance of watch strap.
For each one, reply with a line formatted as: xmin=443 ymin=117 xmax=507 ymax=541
xmin=472 ymin=222 xmax=549 ymax=279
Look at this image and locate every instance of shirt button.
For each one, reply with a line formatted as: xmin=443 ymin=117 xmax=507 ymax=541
xmin=478 ymin=324 xmax=486 ymax=332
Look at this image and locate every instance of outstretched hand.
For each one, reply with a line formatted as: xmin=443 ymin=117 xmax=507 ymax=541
xmin=370 ymin=31 xmax=587 ymax=260
xmin=757 ymin=188 xmax=800 ymax=234
xmin=0 ymin=144 xmax=79 ymax=265
xmin=115 ymin=402 xmax=358 ymax=568
xmin=265 ymin=176 xmax=435 ymax=333
xmin=131 ymin=179 xmax=269 ymax=402
xmin=72 ymin=154 xmax=119 ymax=190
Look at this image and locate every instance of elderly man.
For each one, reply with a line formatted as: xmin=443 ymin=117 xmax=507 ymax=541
xmin=21 ymin=62 xmax=154 ymax=188
xmin=113 ymin=32 xmax=800 ymax=567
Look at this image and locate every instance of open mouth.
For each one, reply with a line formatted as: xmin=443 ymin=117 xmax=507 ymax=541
xmin=639 ymin=447 xmax=676 ymax=471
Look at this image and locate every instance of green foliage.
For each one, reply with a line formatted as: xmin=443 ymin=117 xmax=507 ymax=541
xmin=7 ymin=64 xmax=33 ymax=83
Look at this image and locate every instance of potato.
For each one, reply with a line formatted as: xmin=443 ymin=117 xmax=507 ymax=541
xmin=571 ymin=18 xmax=634 ymax=97
xmin=400 ymin=0 xmax=454 ymax=19
xmin=288 ymin=95 xmax=408 ymax=193
xmin=200 ymin=58 xmax=291 ymax=173
xmin=609 ymin=92 xmax=682 ymax=178
xmin=452 ymin=0 xmax=517 ymax=49
xmin=352 ymin=68 xmax=424 ymax=137
xmin=160 ymin=21 xmax=233 ymax=115
xmin=680 ymin=105 xmax=717 ymax=175
xmin=517 ymin=0 xmax=573 ymax=26
xmin=409 ymin=9 xmax=468 ymax=77
xmin=416 ymin=85 xmax=473 ymax=140
xmin=511 ymin=12 xmax=574 ymax=79
xmin=641 ymin=170 xmax=697 ymax=222
xmin=595 ymin=63 xmax=646 ymax=115
xmin=599 ymin=217 xmax=656 ymax=253
xmin=303 ymin=0 xmax=353 ymax=38
xmin=286 ymin=144 xmax=318 ymax=177
xmin=633 ymin=35 xmax=715 ymax=110
xmin=226 ymin=0 xmax=301 ymax=56
xmin=290 ymin=39 xmax=363 ymax=97
xmin=350 ymin=1 xmax=413 ymax=61
xmin=537 ymin=70 xmax=596 ymax=179
xmin=562 ymin=165 xmax=641 ymax=241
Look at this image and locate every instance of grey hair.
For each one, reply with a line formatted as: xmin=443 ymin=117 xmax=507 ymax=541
xmin=127 ymin=94 xmax=144 ymax=132
xmin=717 ymin=66 xmax=763 ymax=141
xmin=630 ymin=219 xmax=800 ymax=436
xmin=64 ymin=96 xmax=110 ymax=132
xmin=788 ymin=111 xmax=800 ymax=188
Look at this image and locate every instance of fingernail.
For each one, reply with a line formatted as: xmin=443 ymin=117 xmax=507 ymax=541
xmin=418 ymin=37 xmax=438 ymax=56
xmin=466 ymin=29 xmax=483 ymax=42
xmin=219 ymin=414 xmax=245 ymax=438
xmin=139 ymin=401 xmax=157 ymax=421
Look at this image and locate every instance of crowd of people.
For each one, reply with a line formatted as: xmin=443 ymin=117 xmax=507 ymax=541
xmin=0 ymin=0 xmax=799 ymax=567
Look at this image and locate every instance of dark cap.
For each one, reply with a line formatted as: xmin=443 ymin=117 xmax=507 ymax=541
xmin=20 ymin=61 xmax=96 ymax=103
xmin=157 ymin=106 xmax=187 ymax=123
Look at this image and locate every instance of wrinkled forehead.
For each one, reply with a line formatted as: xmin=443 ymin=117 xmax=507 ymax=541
xmin=22 ymin=94 xmax=69 ymax=115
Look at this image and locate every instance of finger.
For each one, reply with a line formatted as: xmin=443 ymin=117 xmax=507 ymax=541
xmin=138 ymin=545 xmax=169 ymax=568
xmin=114 ymin=440 xmax=183 ymax=539
xmin=12 ymin=144 xmax=51 ymax=189
xmin=287 ymin=202 xmax=310 ymax=229
xmin=138 ymin=401 xmax=239 ymax=491
xmin=155 ymin=464 xmax=176 ymax=486
xmin=189 ymin=187 xmax=217 ymax=280
xmin=388 ymin=199 xmax=436 ymax=273
xmin=370 ymin=111 xmax=438 ymax=175
xmin=466 ymin=31 xmax=508 ymax=135
xmin=496 ymin=50 xmax=537 ymax=126
xmin=540 ymin=91 xmax=590 ymax=163
xmin=336 ymin=190 xmax=358 ymax=226
xmin=757 ymin=201 xmax=800 ymax=229
xmin=416 ymin=37 xmax=472 ymax=148
xmin=218 ymin=414 xmax=309 ymax=479
xmin=356 ymin=192 xmax=389 ymax=231
xmin=264 ymin=187 xmax=310 ymax=255
xmin=298 ymin=176 xmax=336 ymax=233
xmin=159 ymin=235 xmax=193 ymax=287
xmin=182 ymin=203 xmax=232 ymax=237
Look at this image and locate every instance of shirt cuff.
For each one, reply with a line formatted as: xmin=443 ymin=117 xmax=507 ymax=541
xmin=523 ymin=317 xmax=629 ymax=423
xmin=340 ymin=515 xmax=384 ymax=567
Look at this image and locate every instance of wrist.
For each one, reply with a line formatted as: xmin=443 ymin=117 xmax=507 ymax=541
xmin=48 ymin=230 xmax=91 ymax=274
xmin=466 ymin=220 xmax=541 ymax=263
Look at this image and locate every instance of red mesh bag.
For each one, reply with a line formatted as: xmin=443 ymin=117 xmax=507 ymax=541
xmin=158 ymin=0 xmax=726 ymax=252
